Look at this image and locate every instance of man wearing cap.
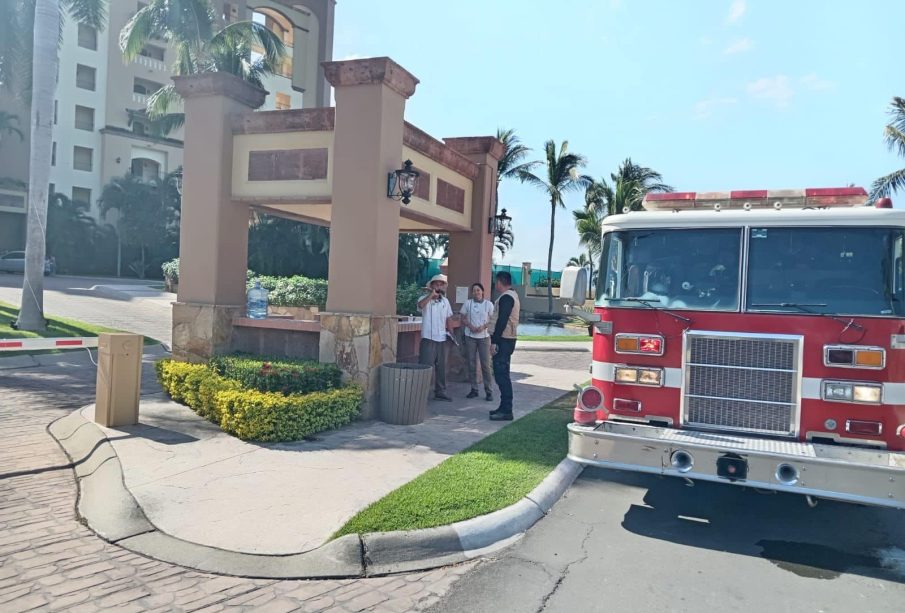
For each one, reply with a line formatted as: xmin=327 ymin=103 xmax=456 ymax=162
xmin=417 ymin=274 xmax=454 ymax=401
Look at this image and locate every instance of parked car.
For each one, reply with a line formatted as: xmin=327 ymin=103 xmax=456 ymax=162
xmin=0 ymin=251 xmax=55 ymax=275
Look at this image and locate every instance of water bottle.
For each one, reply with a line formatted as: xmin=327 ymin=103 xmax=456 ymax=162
xmin=246 ymin=280 xmax=269 ymax=319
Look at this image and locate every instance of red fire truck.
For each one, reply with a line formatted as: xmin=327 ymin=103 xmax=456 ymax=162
xmin=566 ymin=187 xmax=905 ymax=509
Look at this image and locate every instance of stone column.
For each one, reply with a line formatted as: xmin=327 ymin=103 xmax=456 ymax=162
xmin=171 ymin=73 xmax=267 ymax=362
xmin=318 ymin=57 xmax=418 ymax=416
xmin=442 ymin=137 xmax=504 ymax=384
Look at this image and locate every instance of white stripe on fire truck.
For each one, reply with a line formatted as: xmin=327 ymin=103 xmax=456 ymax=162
xmin=591 ymin=361 xmax=905 ymax=405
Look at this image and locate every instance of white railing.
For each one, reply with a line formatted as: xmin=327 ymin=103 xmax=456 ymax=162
xmin=132 ymin=92 xmax=148 ymax=105
xmin=133 ymin=55 xmax=167 ymax=72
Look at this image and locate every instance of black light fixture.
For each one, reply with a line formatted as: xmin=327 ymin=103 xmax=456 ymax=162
xmin=489 ymin=208 xmax=512 ymax=238
xmin=387 ymin=160 xmax=420 ymax=205
xmin=172 ymin=168 xmax=184 ymax=196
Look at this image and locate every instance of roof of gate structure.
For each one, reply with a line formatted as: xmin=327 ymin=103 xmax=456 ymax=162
xmin=230 ymin=107 xmax=485 ymax=233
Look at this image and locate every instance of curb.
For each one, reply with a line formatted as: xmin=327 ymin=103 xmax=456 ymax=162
xmin=49 ymin=410 xmax=584 ymax=579
xmin=0 ymin=345 xmax=170 ymax=370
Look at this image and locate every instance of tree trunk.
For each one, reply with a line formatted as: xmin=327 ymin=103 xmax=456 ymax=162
xmin=546 ymin=199 xmax=556 ymax=314
xmin=16 ymin=0 xmax=60 ymax=331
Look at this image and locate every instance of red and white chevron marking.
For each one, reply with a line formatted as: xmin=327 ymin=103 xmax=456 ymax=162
xmin=0 ymin=337 xmax=99 ymax=351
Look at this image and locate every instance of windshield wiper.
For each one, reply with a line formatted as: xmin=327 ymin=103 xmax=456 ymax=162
xmin=751 ymin=303 xmax=864 ymax=332
xmin=619 ymin=297 xmax=693 ymax=324
xmin=750 ymin=302 xmax=827 ymax=315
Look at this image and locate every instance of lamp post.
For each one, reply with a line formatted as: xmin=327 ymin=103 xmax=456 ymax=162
xmin=488 ymin=208 xmax=512 ymax=239
xmin=387 ymin=160 xmax=420 ymax=205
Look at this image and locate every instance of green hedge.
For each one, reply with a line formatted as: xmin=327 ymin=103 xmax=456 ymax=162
xmin=155 ymin=359 xmax=362 ymax=442
xmin=252 ymin=275 xmax=329 ymax=309
xmin=209 ymin=355 xmax=342 ymax=395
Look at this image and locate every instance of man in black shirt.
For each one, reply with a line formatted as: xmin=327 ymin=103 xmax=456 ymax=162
xmin=489 ymin=271 xmax=520 ymax=420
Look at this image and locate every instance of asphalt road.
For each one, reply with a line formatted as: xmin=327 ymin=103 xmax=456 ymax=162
xmin=429 ymin=468 xmax=905 ymax=613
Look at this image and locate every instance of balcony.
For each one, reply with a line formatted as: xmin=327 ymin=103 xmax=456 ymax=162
xmin=133 ymin=54 xmax=166 ymax=72
xmin=132 ymin=92 xmax=148 ymax=105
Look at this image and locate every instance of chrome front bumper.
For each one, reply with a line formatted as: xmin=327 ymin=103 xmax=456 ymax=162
xmin=568 ymin=421 xmax=905 ymax=509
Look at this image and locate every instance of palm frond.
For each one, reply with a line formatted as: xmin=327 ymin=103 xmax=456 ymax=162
xmin=884 ymin=125 xmax=905 ymax=159
xmin=869 ymin=167 xmax=905 ymax=201
xmin=119 ymin=4 xmax=158 ymax=60
xmin=146 ymin=84 xmax=182 ymax=119
xmin=63 ymin=0 xmax=106 ymax=30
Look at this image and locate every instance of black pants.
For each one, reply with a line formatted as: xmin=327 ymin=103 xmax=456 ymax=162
xmin=492 ymin=338 xmax=516 ymax=412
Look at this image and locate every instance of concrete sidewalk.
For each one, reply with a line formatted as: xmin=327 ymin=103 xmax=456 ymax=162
xmin=73 ymin=346 xmax=590 ymax=556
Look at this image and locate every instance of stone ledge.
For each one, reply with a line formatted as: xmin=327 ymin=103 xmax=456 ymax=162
xmin=322 ymin=57 xmax=419 ymax=99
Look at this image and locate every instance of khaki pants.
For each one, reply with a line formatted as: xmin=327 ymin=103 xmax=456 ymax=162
xmin=465 ymin=335 xmax=493 ymax=393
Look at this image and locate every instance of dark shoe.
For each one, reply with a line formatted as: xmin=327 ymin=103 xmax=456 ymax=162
xmin=435 ymin=393 xmax=453 ymax=402
xmin=466 ymin=389 xmax=479 ymax=399
xmin=489 ymin=412 xmax=513 ymax=421
xmin=485 ymin=392 xmax=493 ymax=402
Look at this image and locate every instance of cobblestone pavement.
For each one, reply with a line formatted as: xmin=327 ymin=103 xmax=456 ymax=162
xmin=0 ymin=359 xmax=475 ymax=612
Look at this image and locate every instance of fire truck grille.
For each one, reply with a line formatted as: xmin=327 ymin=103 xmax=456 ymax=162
xmin=683 ymin=333 xmax=801 ymax=437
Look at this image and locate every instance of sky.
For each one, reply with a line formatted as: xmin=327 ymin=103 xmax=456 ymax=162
xmin=332 ymin=0 xmax=905 ymax=271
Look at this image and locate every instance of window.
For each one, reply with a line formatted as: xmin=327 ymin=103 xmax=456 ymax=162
xmin=74 ymin=105 xmax=94 ymax=131
xmin=72 ymin=187 xmax=91 ymax=206
xmin=275 ymin=93 xmax=291 ymax=110
xmin=598 ymin=228 xmax=742 ymax=311
xmin=51 ymin=142 xmax=56 ymax=166
xmin=133 ymin=77 xmax=163 ymax=95
xmin=75 ymin=64 xmax=96 ymax=91
xmin=73 ymin=146 xmax=93 ymax=171
xmin=53 ymin=100 xmax=58 ymax=125
xmin=138 ymin=45 xmax=165 ymax=61
xmin=747 ymin=226 xmax=905 ymax=317
xmin=49 ymin=183 xmax=54 ymax=195
xmin=77 ymin=24 xmax=97 ymax=50
xmin=132 ymin=120 xmax=147 ymax=136
xmin=131 ymin=157 xmax=161 ymax=181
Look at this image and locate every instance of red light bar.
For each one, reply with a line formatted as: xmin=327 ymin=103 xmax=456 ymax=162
xmin=613 ymin=398 xmax=642 ymax=412
xmin=846 ymin=419 xmax=882 ymax=436
xmin=805 ymin=187 xmax=867 ymax=197
xmin=730 ymin=190 xmax=768 ymax=199
xmin=645 ymin=192 xmax=696 ymax=201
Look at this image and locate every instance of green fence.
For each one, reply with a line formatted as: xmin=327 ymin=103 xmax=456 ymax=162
xmin=417 ymin=260 xmax=561 ymax=287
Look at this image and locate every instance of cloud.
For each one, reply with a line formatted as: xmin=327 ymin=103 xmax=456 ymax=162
xmin=724 ymin=37 xmax=753 ymax=55
xmin=726 ymin=0 xmax=746 ymax=24
xmin=800 ymin=73 xmax=836 ymax=92
xmin=694 ymin=97 xmax=738 ymax=120
xmin=746 ymin=75 xmax=794 ymax=108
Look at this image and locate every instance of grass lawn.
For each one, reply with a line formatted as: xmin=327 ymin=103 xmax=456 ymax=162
xmin=517 ymin=334 xmax=592 ymax=342
xmin=333 ymin=392 xmax=575 ymax=537
xmin=0 ymin=301 xmax=159 ymax=349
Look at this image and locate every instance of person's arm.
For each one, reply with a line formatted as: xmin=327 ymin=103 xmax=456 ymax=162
xmin=417 ymin=289 xmax=436 ymax=310
xmin=491 ymin=295 xmax=514 ymax=344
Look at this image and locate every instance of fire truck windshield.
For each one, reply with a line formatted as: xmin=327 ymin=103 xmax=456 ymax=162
xmin=598 ymin=226 xmax=905 ymax=317
xmin=598 ymin=228 xmax=743 ymax=311
xmin=747 ymin=226 xmax=905 ymax=317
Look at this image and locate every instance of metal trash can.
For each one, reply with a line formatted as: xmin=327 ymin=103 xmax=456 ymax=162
xmin=379 ymin=362 xmax=433 ymax=425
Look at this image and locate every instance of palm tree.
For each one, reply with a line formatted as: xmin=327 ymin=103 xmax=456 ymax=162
xmin=572 ymin=195 xmax=604 ymax=298
xmin=15 ymin=0 xmax=105 ymax=331
xmin=870 ymin=96 xmax=905 ymax=202
xmin=120 ymin=0 xmax=286 ymax=133
xmin=520 ymin=140 xmax=589 ymax=313
xmin=589 ymin=159 xmax=673 ymax=217
xmin=494 ymin=129 xmax=540 ymax=260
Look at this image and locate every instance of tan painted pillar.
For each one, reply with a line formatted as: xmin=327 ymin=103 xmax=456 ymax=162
xmin=442 ymin=137 xmax=504 ymax=384
xmin=322 ymin=57 xmax=418 ymax=315
xmin=443 ymin=137 xmax=505 ymax=308
xmin=171 ymin=73 xmax=267 ymax=361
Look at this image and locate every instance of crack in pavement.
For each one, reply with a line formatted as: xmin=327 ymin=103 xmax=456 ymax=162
xmin=536 ymin=523 xmax=595 ymax=612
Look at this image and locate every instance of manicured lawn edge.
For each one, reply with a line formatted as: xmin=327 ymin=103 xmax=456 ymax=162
xmin=332 ymin=391 xmax=574 ymax=537
xmin=517 ymin=335 xmax=592 ymax=342
xmin=0 ymin=300 xmax=161 ymax=352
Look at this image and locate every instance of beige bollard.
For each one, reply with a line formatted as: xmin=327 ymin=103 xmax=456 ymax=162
xmin=94 ymin=333 xmax=143 ymax=427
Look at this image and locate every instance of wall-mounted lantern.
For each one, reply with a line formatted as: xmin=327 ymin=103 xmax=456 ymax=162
xmin=387 ymin=160 xmax=420 ymax=205
xmin=172 ymin=168 xmax=183 ymax=196
xmin=489 ymin=208 xmax=512 ymax=238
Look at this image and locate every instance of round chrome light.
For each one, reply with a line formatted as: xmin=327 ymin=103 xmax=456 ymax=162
xmin=775 ymin=463 xmax=799 ymax=486
xmin=670 ymin=450 xmax=694 ymax=473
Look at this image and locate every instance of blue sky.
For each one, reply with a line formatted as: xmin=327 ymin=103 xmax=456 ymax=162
xmin=333 ymin=0 xmax=905 ymax=270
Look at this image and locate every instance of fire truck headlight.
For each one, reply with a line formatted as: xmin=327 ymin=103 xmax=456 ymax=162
xmin=852 ymin=384 xmax=882 ymax=404
xmin=822 ymin=380 xmax=882 ymax=404
xmin=638 ymin=369 xmax=663 ymax=386
xmin=615 ymin=366 xmax=663 ymax=386
xmin=615 ymin=367 xmax=639 ymax=384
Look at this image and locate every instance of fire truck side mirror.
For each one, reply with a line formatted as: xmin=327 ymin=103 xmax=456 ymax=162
xmin=561 ymin=266 xmax=589 ymax=307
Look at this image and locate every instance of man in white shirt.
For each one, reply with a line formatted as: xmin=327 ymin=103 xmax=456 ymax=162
xmin=417 ymin=274 xmax=454 ymax=401
xmin=460 ymin=282 xmax=495 ymax=401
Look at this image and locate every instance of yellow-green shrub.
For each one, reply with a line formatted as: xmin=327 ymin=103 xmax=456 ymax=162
xmin=155 ymin=358 xmax=362 ymax=441
xmin=155 ymin=360 xmax=208 ymax=404
xmin=217 ymin=386 xmax=363 ymax=442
